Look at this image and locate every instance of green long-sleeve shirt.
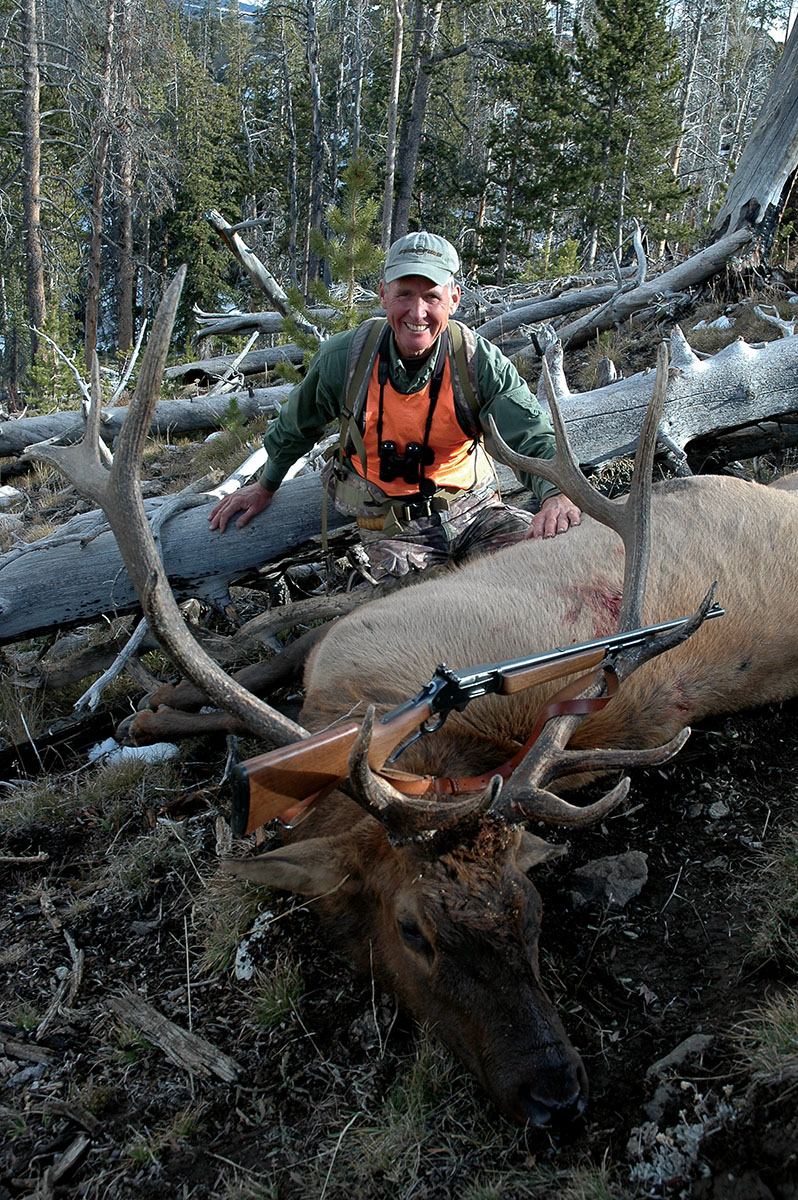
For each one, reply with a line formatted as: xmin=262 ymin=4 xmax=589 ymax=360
xmin=258 ymin=322 xmax=560 ymax=503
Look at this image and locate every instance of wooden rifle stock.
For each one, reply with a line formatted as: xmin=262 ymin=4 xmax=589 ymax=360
xmin=230 ymin=645 xmax=608 ymax=836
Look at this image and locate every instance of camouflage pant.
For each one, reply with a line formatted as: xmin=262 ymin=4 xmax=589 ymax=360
xmin=355 ymin=485 xmax=534 ymax=582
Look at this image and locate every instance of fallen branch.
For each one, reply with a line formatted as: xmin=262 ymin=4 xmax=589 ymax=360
xmin=108 ymin=992 xmax=243 ymax=1082
xmin=206 ymin=210 xmax=326 ymax=343
xmin=552 ymin=228 xmax=755 ymax=351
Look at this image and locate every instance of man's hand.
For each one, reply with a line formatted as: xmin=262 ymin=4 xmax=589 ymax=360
xmin=208 ymin=482 xmax=275 ymax=532
xmin=527 ymin=494 xmax=581 ymax=540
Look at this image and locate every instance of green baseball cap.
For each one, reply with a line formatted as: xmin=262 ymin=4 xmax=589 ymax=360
xmin=384 ymin=232 xmax=460 ymax=287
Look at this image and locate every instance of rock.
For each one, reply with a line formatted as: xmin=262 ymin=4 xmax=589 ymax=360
xmin=643 ymin=1034 xmax=716 ymax=1123
xmin=647 ymin=1034 xmax=715 ymax=1080
xmin=569 ymin=850 xmax=649 ymax=910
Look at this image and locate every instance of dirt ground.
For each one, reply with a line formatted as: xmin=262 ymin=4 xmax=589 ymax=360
xmin=2 ymin=688 xmax=797 ymax=1200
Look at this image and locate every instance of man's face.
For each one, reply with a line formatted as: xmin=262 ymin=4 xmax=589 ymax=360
xmin=379 ymin=274 xmax=461 ymax=359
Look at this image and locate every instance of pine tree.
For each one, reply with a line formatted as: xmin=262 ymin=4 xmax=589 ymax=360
xmin=475 ymin=22 xmax=575 ymax=283
xmin=277 ymin=154 xmax=384 ymax=383
xmin=313 ymin=156 xmax=383 ymax=311
xmin=570 ymin=0 xmax=683 ymax=266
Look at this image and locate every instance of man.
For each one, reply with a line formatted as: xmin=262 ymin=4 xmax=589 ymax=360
xmin=209 ymin=232 xmax=580 ymax=580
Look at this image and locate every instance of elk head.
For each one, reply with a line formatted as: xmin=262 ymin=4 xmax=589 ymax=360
xmin=33 ymin=271 xmax=711 ymax=1127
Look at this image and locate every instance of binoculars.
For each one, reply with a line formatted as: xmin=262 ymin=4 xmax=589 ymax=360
xmin=378 ymin=440 xmax=435 ymax=486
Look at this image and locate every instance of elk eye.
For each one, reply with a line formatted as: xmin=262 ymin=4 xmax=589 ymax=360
xmin=397 ymin=916 xmax=433 ymax=961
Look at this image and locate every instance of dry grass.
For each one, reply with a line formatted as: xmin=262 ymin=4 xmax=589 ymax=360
xmin=734 ymin=989 xmax=798 ymax=1079
xmin=574 ymin=330 xmax=627 ymax=392
xmin=191 ymin=414 xmax=271 ymax=479
xmin=745 ymin=825 xmax=798 ymax=971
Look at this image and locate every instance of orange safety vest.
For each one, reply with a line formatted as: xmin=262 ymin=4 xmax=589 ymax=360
xmin=351 ymin=355 xmax=479 ymax=496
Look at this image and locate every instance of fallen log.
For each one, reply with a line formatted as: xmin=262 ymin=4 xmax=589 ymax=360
xmin=0 ymin=473 xmax=353 ymax=644
xmin=206 ymin=209 xmax=326 ymax=343
xmin=473 ymin=282 xmax=629 ymax=342
xmin=3 ymin=330 xmax=798 ymax=646
xmin=191 ymin=304 xmax=377 ymax=341
xmin=551 ymin=228 xmax=755 ymax=352
xmin=0 ymin=386 xmax=292 ymax=459
xmin=537 ymin=325 xmax=798 ymax=466
xmin=164 ymin=345 xmax=304 ymax=385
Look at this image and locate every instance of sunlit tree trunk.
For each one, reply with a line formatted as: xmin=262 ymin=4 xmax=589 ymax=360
xmin=711 ymin=16 xmax=798 ymax=261
xmin=304 ymin=0 xmax=326 ymax=287
xmin=393 ymin=0 xmax=444 ymax=240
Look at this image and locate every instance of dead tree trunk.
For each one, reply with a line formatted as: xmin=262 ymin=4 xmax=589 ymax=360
xmin=0 ymin=473 xmax=352 ymax=645
xmin=22 ymin=0 xmax=46 ymax=362
xmin=85 ymin=0 xmax=116 ymax=364
xmin=0 ymin=387 xmax=291 ymax=459
xmin=710 ymin=17 xmax=798 ymax=261
xmin=552 ymin=228 xmax=754 ymax=351
xmin=164 ymin=345 xmax=304 ymax=384
xmin=539 ymin=326 xmax=798 ymax=467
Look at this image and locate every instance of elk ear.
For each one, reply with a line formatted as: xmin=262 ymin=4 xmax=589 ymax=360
xmin=516 ymin=832 xmax=568 ymax=874
xmin=223 ymin=838 xmax=348 ymax=896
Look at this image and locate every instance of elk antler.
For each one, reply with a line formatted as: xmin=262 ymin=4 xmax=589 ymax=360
xmin=490 ymin=341 xmax=672 ymax=632
xmin=28 ymin=269 xmax=309 ymax=751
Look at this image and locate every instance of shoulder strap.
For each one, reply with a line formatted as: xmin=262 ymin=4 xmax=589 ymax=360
xmin=339 ymin=317 xmax=388 ymax=473
xmin=448 ymin=320 xmax=481 ymax=439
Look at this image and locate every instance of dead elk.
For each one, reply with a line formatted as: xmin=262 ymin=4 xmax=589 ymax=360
xmin=31 ymin=271 xmax=725 ymax=1126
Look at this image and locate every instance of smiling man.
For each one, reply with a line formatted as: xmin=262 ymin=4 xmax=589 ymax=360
xmin=209 ymin=232 xmax=580 ymax=581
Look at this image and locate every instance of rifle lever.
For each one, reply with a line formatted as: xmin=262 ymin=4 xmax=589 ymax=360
xmin=386 ymin=712 xmax=448 ymax=764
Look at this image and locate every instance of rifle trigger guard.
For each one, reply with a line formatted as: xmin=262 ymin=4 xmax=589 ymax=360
xmin=386 ymin=712 xmax=447 ymax=764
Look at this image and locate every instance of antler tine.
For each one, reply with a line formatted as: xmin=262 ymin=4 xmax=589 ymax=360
xmin=33 ymin=268 xmax=309 ymax=752
xmin=494 ymin=774 xmax=633 ymax=828
xmin=492 ymin=727 xmax=691 ymax=828
xmin=612 ymin=584 xmax=718 ymax=685
xmin=489 ymin=341 xmax=671 ymax=632
xmin=348 ymin=708 xmax=496 ymax=841
xmin=28 ymin=351 xmax=114 ymax=507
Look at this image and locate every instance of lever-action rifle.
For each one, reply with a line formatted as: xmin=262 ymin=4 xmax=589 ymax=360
xmin=230 ymin=604 xmax=724 ymax=836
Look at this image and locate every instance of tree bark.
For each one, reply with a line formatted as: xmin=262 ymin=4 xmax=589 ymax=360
xmin=710 ymin=16 xmax=798 ymax=259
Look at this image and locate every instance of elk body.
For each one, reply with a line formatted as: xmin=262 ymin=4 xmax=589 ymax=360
xmin=302 ymin=471 xmax=798 ymax=775
xmin=228 ymin=470 xmax=798 ymax=1127
xmin=32 ymin=272 xmax=798 ymax=1129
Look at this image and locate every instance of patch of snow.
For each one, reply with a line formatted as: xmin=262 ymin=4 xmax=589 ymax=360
xmin=88 ymin=737 xmax=180 ymax=765
xmin=0 ymin=485 xmax=23 ymax=510
xmin=234 ymin=910 xmax=277 ymax=981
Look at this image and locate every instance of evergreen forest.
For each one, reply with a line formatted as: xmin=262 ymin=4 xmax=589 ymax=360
xmin=3 ymin=0 xmax=794 ymax=400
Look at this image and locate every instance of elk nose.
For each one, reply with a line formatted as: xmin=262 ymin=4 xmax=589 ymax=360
xmin=517 ymin=1084 xmax=586 ymax=1127
xmin=514 ymin=1059 xmax=588 ymax=1127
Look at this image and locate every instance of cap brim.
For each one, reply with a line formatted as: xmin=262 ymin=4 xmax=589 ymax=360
xmin=384 ymin=259 xmax=453 ymax=287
